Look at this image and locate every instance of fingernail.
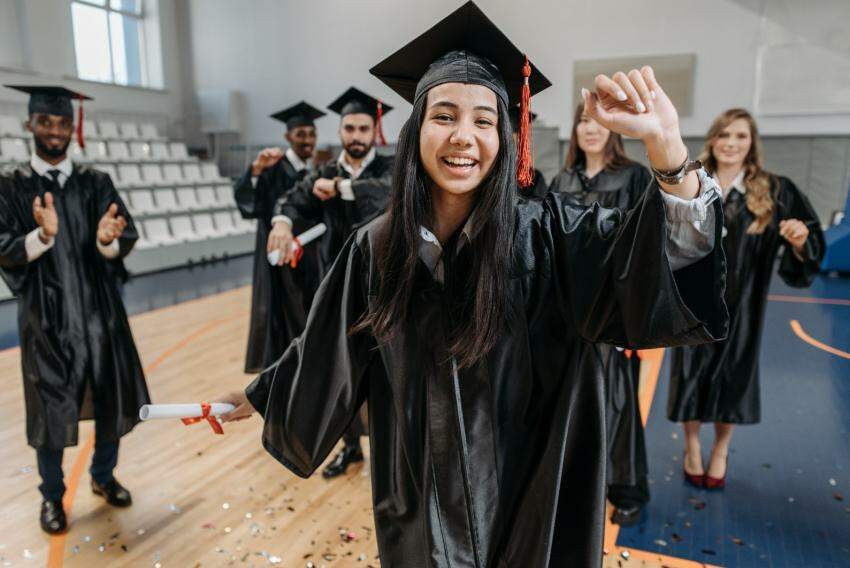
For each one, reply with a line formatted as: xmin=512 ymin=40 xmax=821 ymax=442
xmin=581 ymin=88 xmax=589 ymax=99
xmin=636 ymin=102 xmax=646 ymax=113
xmin=650 ymin=90 xmax=657 ymax=99
xmin=617 ymin=91 xmax=628 ymax=101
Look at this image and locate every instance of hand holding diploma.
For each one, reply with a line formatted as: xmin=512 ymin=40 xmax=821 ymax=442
xmin=218 ymin=391 xmax=255 ymax=423
xmin=267 ymin=222 xmax=327 ymax=267
xmin=139 ymin=402 xmax=237 ymax=434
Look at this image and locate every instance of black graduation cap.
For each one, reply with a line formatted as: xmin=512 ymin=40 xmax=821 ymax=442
xmin=368 ymin=1 xmax=551 ymax=187
xmin=509 ymin=106 xmax=538 ymax=132
xmin=327 ymin=87 xmax=393 ymax=119
xmin=4 ymin=84 xmax=92 ymax=147
xmin=327 ymin=87 xmax=393 ymax=146
xmin=270 ymin=101 xmax=326 ymax=131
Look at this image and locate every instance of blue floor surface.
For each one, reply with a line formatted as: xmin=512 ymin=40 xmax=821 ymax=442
xmin=618 ymin=275 xmax=850 ymax=567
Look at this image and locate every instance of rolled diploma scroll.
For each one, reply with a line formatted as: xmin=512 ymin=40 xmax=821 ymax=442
xmin=139 ymin=403 xmax=235 ymax=421
xmin=267 ymin=222 xmax=327 ymax=266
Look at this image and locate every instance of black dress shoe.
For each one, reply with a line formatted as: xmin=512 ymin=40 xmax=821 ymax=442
xmin=91 ymin=478 xmax=133 ymax=507
xmin=611 ymin=505 xmax=643 ymax=527
xmin=322 ymin=445 xmax=364 ymax=479
xmin=40 ymin=500 xmax=67 ymax=534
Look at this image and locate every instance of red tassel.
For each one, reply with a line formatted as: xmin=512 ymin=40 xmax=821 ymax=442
xmin=76 ymin=95 xmax=86 ymax=150
xmin=375 ymin=100 xmax=387 ymax=147
xmin=516 ymin=56 xmax=533 ymax=188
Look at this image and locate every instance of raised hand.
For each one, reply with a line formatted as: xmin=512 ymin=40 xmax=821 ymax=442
xmin=584 ymin=65 xmax=696 ymax=198
xmin=32 ymin=192 xmax=59 ymax=241
xmin=97 ymin=203 xmax=128 ymax=245
xmin=251 ymin=147 xmax=285 ymax=176
xmin=779 ymin=219 xmax=810 ymax=252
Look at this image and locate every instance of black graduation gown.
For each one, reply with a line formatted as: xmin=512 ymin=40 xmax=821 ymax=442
xmin=668 ymin=175 xmax=824 ymax=424
xmin=246 ymin=181 xmax=728 ymax=567
xmin=549 ymin=162 xmax=652 ymax=504
xmin=517 ymin=168 xmax=548 ymax=199
xmin=234 ymin=157 xmax=322 ymax=373
xmin=273 ymin=153 xmax=394 ymax=272
xmin=0 ymin=164 xmax=150 ymax=450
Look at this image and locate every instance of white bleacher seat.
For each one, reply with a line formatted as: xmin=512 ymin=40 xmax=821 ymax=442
xmin=213 ymin=211 xmax=239 ymax=236
xmin=107 ymin=141 xmax=131 ymax=162
xmin=183 ymin=163 xmax=203 ymax=183
xmin=129 ymin=190 xmax=157 ymax=215
xmin=163 ymin=163 xmax=184 ymax=184
xmin=169 ymin=142 xmax=189 ymax=160
xmin=176 ymin=187 xmax=201 ymax=211
xmin=117 ymin=164 xmax=144 ymax=188
xmin=69 ymin=141 xmax=89 ymax=163
xmin=119 ymin=190 xmax=131 ymax=206
xmin=170 ymin=215 xmax=201 ymax=242
xmin=200 ymin=162 xmax=227 ymax=183
xmin=0 ymin=138 xmax=29 ymax=162
xmin=232 ymin=211 xmax=255 ymax=234
xmin=150 ymin=141 xmax=169 ymax=160
xmin=134 ymin=223 xmax=155 ymax=250
xmin=119 ymin=122 xmax=140 ymax=140
xmin=85 ymin=141 xmax=109 ymax=162
xmin=141 ymin=163 xmax=167 ymax=186
xmin=196 ymin=186 xmax=218 ymax=208
xmin=154 ymin=188 xmax=180 ymax=212
xmin=143 ymin=218 xmax=179 ymax=246
xmin=193 ymin=213 xmax=219 ymax=239
xmin=139 ymin=123 xmax=160 ymax=140
xmin=214 ymin=185 xmax=236 ymax=208
xmin=98 ymin=120 xmax=120 ymax=139
xmin=94 ymin=163 xmax=120 ymax=182
xmin=129 ymin=141 xmax=151 ymax=160
xmin=0 ymin=115 xmax=26 ymax=137
xmin=82 ymin=120 xmax=98 ymax=141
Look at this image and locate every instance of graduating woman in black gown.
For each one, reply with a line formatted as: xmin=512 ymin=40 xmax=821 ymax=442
xmin=219 ymin=3 xmax=727 ymax=565
xmin=668 ymin=108 xmax=824 ymax=489
xmin=549 ymin=102 xmax=653 ymax=525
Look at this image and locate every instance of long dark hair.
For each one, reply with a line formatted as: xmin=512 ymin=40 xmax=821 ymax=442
xmin=352 ymin=90 xmax=516 ymax=368
xmin=565 ymin=102 xmax=633 ymax=171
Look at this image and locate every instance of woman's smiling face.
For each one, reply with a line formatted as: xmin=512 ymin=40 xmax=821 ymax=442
xmin=419 ymin=82 xmax=501 ymax=197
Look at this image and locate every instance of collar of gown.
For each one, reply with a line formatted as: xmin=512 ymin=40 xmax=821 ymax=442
xmin=337 ymin=146 xmax=376 ymax=179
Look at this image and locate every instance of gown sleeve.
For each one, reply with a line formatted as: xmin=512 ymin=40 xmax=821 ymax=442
xmin=775 ymin=176 xmax=825 ymax=288
xmin=273 ymin=173 xmax=325 ymax=233
xmin=345 ymin=158 xmax=394 ymax=225
xmin=245 ymin=233 xmax=377 ymax=477
xmin=234 ymin=167 xmax=261 ymax=219
xmin=0 ymin=175 xmax=37 ymax=293
xmin=545 ymin=173 xmax=728 ymax=349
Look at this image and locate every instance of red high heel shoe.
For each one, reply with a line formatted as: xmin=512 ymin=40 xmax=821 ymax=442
xmin=704 ymin=455 xmax=728 ymax=490
xmin=683 ymin=452 xmax=705 ymax=488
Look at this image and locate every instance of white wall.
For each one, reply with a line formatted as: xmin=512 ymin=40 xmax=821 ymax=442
xmin=0 ymin=0 xmax=188 ymax=137
xmin=184 ymin=0 xmax=850 ymax=148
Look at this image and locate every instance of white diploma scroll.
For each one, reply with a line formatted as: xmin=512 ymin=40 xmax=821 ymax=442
xmin=139 ymin=403 xmax=235 ymax=421
xmin=267 ymin=222 xmax=327 ymax=265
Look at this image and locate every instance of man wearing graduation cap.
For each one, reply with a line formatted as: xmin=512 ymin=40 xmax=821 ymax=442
xmin=233 ymin=101 xmax=326 ymax=373
xmin=266 ymin=86 xmax=395 ymax=479
xmin=509 ymin=106 xmax=548 ymax=197
xmin=0 ymin=85 xmax=149 ymax=534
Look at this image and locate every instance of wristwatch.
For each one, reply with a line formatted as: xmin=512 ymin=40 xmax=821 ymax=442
xmin=650 ymin=158 xmax=702 ymax=185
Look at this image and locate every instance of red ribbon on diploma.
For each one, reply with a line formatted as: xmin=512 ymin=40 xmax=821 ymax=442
xmin=289 ymin=237 xmax=304 ymax=268
xmin=181 ymin=402 xmax=224 ymax=435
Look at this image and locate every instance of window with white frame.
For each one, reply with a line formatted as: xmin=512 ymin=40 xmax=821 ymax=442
xmin=71 ymin=0 xmax=149 ymax=87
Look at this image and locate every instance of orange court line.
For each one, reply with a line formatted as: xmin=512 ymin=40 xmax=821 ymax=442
xmin=768 ymin=294 xmax=850 ymax=307
xmin=790 ymin=319 xmax=850 ymax=360
xmin=46 ymin=309 xmax=248 ymax=566
xmin=603 ymin=348 xmax=723 ymax=568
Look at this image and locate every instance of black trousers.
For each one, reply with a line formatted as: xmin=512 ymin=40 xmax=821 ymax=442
xmin=36 ymin=439 xmax=119 ymax=502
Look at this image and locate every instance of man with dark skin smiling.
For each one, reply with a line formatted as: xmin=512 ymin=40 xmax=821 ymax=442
xmin=0 ymin=85 xmax=149 ymax=535
xmin=233 ymin=101 xmax=327 ymax=373
xmin=266 ymin=87 xmax=395 ymax=479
